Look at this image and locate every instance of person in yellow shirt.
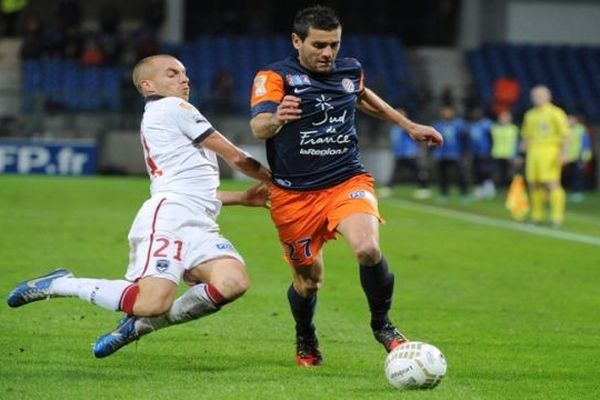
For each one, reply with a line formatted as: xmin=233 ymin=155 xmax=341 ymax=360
xmin=521 ymin=85 xmax=570 ymax=227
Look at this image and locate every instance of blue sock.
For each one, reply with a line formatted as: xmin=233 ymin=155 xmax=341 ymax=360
xmin=287 ymin=284 xmax=316 ymax=338
xmin=360 ymin=256 xmax=394 ymax=331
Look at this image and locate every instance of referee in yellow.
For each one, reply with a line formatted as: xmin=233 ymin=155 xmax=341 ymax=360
xmin=521 ymin=85 xmax=570 ymax=228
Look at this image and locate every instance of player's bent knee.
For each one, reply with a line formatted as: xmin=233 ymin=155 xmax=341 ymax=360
xmin=354 ymin=240 xmax=381 ymax=266
xmin=295 ymin=276 xmax=322 ymax=297
xmin=219 ymin=274 xmax=249 ymax=300
xmin=210 ymin=264 xmax=250 ymax=301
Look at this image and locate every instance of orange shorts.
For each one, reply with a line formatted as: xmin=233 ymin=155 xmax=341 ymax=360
xmin=269 ymin=173 xmax=382 ymax=267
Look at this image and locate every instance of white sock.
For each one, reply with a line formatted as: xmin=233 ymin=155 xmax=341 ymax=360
xmin=50 ymin=277 xmax=131 ymax=311
xmin=136 ymin=283 xmax=220 ymax=335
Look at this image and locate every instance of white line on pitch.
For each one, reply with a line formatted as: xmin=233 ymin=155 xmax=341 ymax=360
xmin=386 ymin=199 xmax=600 ymax=247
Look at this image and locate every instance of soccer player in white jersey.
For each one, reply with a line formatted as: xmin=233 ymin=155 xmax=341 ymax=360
xmin=7 ymin=55 xmax=272 ymax=358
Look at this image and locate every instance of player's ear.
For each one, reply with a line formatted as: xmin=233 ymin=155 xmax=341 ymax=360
xmin=140 ymin=79 xmax=154 ymax=93
xmin=291 ymin=33 xmax=302 ymax=50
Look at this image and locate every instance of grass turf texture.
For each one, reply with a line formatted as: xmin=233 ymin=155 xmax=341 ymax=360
xmin=1 ymin=175 xmax=599 ymax=399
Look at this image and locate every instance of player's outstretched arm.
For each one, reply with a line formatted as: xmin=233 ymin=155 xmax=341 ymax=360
xmin=200 ymin=131 xmax=271 ymax=183
xmin=217 ymin=184 xmax=270 ymax=208
xmin=250 ymin=95 xmax=302 ymax=139
xmin=357 ymin=87 xmax=443 ymax=147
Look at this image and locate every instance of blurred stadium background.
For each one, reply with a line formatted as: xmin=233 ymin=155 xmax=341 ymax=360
xmin=0 ymin=0 xmax=597 ymax=189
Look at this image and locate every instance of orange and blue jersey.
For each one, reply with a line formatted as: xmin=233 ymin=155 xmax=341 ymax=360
xmin=251 ymin=55 xmax=366 ymax=190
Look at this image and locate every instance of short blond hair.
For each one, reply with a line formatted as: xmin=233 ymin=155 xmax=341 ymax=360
xmin=132 ymin=54 xmax=175 ymax=95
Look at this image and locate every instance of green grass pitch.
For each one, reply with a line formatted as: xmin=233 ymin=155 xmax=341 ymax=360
xmin=1 ymin=175 xmax=599 ymax=399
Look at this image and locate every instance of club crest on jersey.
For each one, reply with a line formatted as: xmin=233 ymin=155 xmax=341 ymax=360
xmin=275 ymin=178 xmax=293 ymax=187
xmin=286 ymin=74 xmax=311 ymax=87
xmin=156 ymin=259 xmax=170 ymax=272
xmin=216 ymin=242 xmax=234 ymax=250
xmin=349 ymin=190 xmax=377 ymax=204
xmin=342 ymin=78 xmax=355 ymax=93
xmin=349 ymin=190 xmax=366 ymax=199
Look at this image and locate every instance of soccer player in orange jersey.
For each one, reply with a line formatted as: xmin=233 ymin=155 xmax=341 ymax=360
xmin=250 ymin=6 xmax=443 ymax=366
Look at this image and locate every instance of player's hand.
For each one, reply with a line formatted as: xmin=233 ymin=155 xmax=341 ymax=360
xmin=274 ymin=95 xmax=302 ymax=125
xmin=243 ymin=183 xmax=271 ymax=208
xmin=407 ymin=123 xmax=444 ymax=147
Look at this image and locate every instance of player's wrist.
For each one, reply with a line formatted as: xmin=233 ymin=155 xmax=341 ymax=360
xmin=271 ymin=115 xmax=286 ymax=134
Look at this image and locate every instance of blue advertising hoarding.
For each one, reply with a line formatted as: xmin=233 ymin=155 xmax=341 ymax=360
xmin=0 ymin=138 xmax=97 ymax=175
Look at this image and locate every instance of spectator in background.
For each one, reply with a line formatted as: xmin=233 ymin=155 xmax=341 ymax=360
xmin=432 ymin=105 xmax=469 ymax=203
xmin=521 ymin=85 xmax=569 ymax=228
xmin=492 ymin=77 xmax=520 ymax=117
xmin=210 ymin=67 xmax=235 ymax=114
xmin=132 ymin=0 xmax=164 ymax=61
xmin=491 ymin=110 xmax=519 ymax=188
xmin=80 ymin=34 xmax=105 ymax=66
xmin=20 ymin=15 xmax=46 ymax=59
xmin=466 ymin=106 xmax=495 ymax=199
xmin=53 ymin=0 xmax=83 ymax=60
xmin=380 ymin=108 xmax=431 ymax=199
xmin=440 ymin=85 xmax=455 ymax=107
xmin=98 ymin=4 xmax=123 ymax=66
xmin=562 ymin=114 xmax=592 ymax=203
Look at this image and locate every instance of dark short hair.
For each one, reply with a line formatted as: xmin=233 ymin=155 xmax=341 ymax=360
xmin=292 ymin=5 xmax=341 ymax=40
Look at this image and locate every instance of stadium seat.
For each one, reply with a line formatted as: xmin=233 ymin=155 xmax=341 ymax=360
xmin=467 ymin=43 xmax=600 ymax=121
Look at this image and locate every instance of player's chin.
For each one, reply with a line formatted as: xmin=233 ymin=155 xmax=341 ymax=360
xmin=314 ymin=64 xmax=333 ymax=74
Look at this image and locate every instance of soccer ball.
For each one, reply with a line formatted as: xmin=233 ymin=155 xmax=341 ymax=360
xmin=384 ymin=341 xmax=447 ymax=389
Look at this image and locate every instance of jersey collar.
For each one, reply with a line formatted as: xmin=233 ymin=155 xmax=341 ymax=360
xmin=145 ymin=94 xmax=165 ymax=103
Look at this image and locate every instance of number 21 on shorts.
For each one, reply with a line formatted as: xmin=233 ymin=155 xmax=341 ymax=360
xmin=153 ymin=237 xmax=184 ymax=261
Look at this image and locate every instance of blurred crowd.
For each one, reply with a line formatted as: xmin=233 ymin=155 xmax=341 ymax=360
xmin=17 ymin=0 xmax=163 ymax=67
xmin=380 ymin=91 xmax=595 ymax=204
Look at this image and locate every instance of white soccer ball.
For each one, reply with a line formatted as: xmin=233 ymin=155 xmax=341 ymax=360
xmin=384 ymin=341 xmax=447 ymax=389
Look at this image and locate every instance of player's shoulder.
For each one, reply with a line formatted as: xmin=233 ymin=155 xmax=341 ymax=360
xmin=159 ymin=96 xmax=195 ymax=109
xmin=523 ymin=107 xmax=535 ymax=118
xmin=154 ymin=96 xmax=208 ymax=123
xmin=155 ymin=96 xmax=201 ymax=115
xmin=549 ymin=103 xmax=568 ymax=117
xmin=336 ymin=57 xmax=362 ymax=69
xmin=257 ymin=56 xmax=294 ymax=75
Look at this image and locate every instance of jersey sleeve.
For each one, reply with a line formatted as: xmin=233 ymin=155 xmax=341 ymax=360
xmin=250 ymin=70 xmax=285 ymax=117
xmin=356 ymin=60 xmax=365 ymax=94
xmin=171 ymin=99 xmax=215 ymax=143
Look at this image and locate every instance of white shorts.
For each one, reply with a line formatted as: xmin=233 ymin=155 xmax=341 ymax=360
xmin=125 ymin=194 xmax=244 ymax=284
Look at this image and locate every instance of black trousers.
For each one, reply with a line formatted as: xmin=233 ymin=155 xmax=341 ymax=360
xmin=436 ymin=159 xmax=468 ymax=196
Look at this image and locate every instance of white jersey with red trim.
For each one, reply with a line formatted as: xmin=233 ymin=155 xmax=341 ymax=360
xmin=140 ymin=96 xmax=221 ymax=217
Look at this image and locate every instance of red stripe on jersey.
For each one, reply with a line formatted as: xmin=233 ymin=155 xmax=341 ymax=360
xmin=141 ymin=134 xmax=163 ymax=177
xmin=138 ymin=197 xmax=167 ymax=279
